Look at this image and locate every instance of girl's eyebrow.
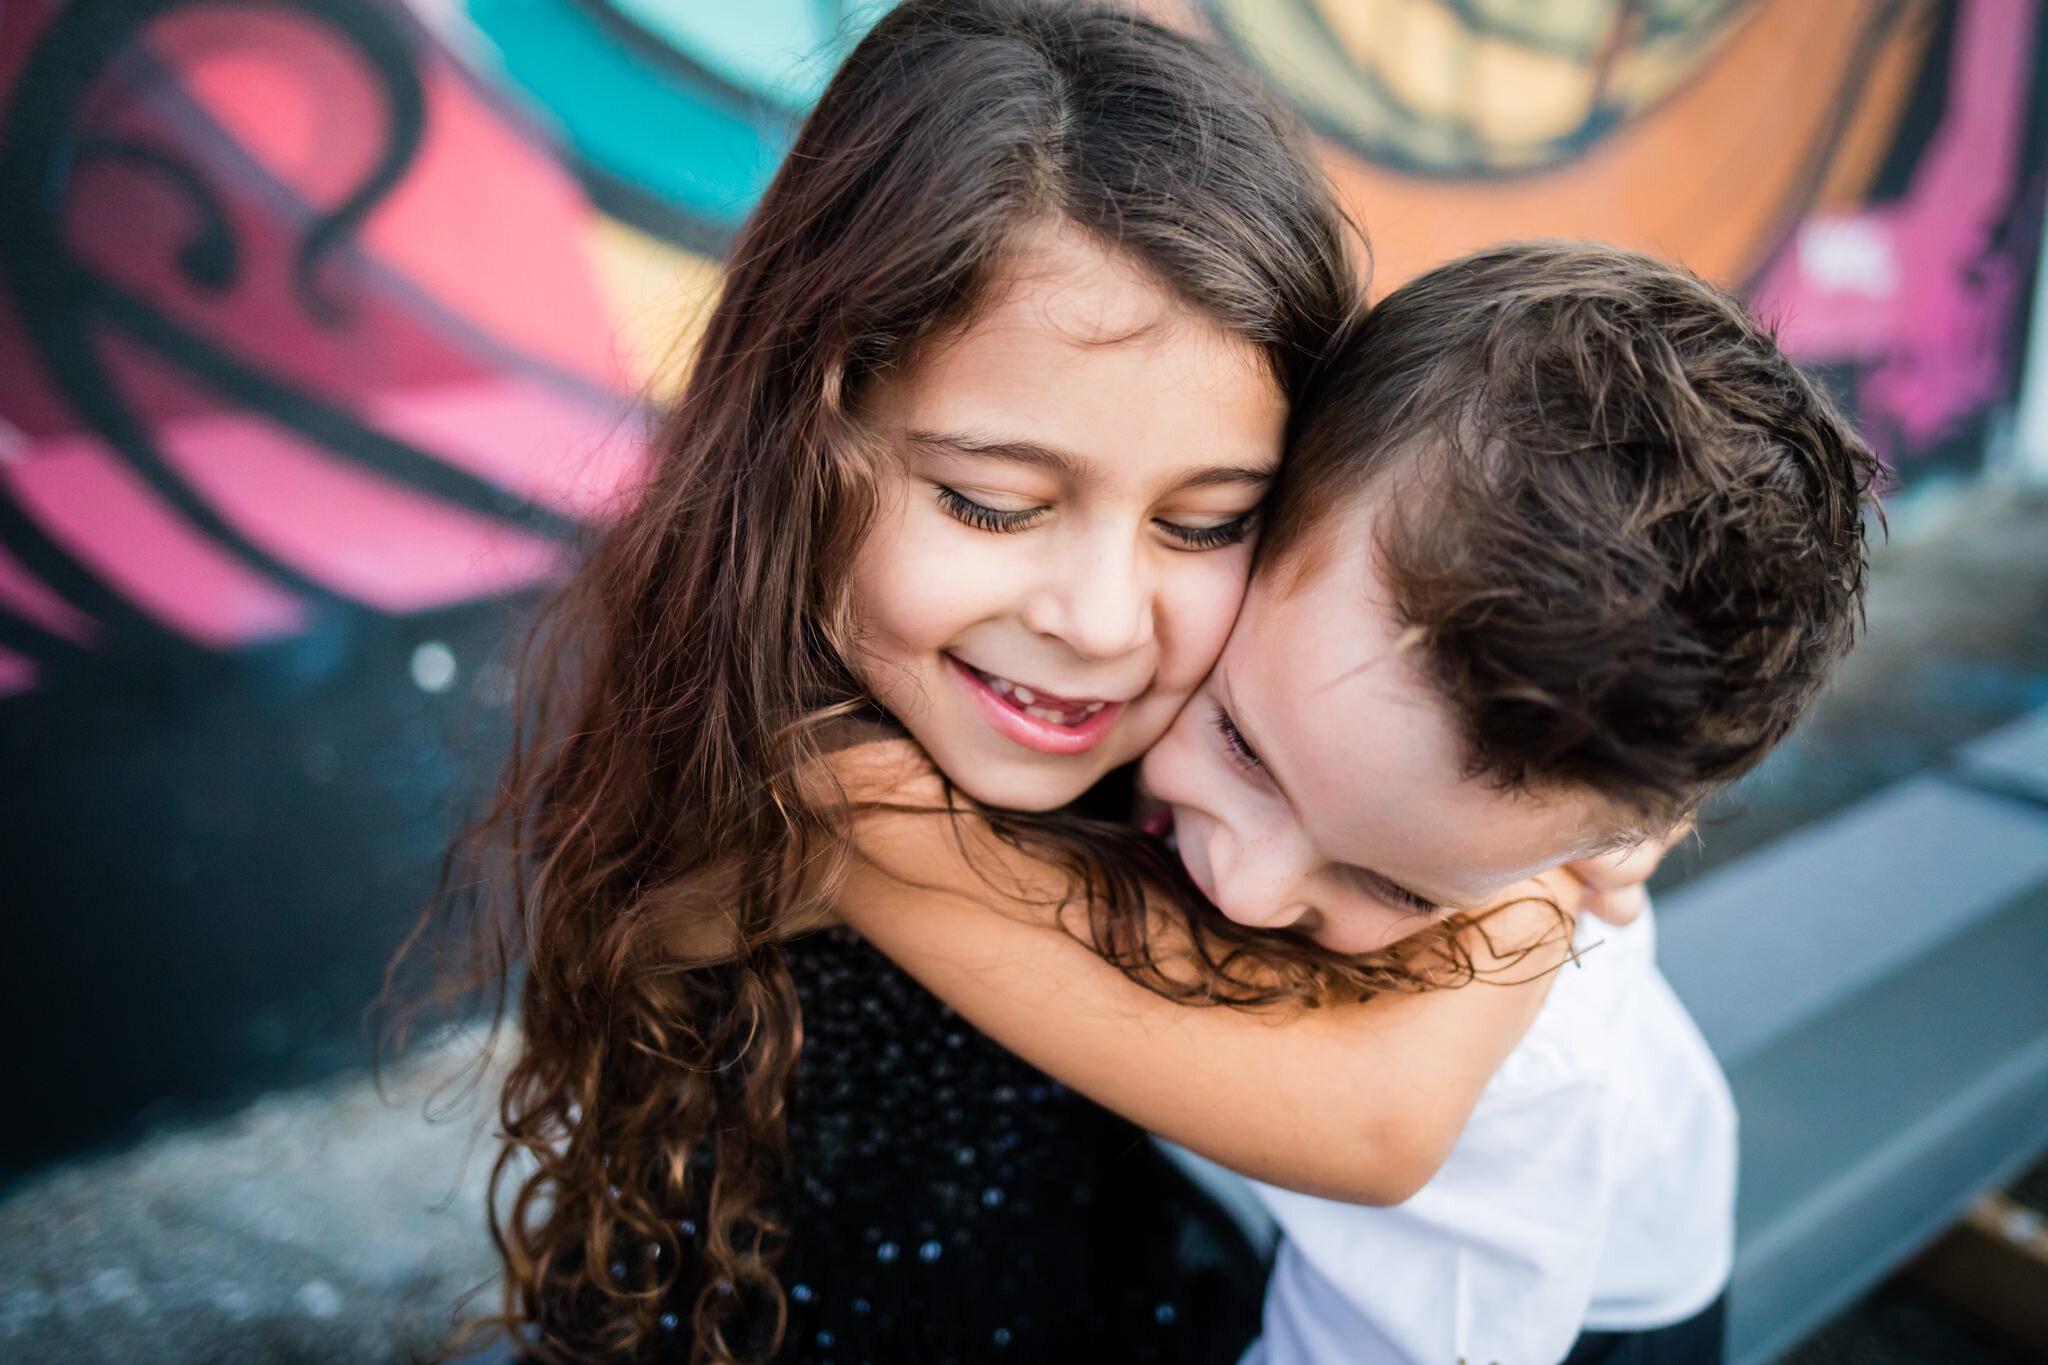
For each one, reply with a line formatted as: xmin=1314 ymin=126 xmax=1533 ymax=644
xmin=906 ymin=429 xmax=1082 ymax=478
xmin=1171 ymin=463 xmax=1278 ymax=492
xmin=906 ymin=428 xmax=1274 ymax=493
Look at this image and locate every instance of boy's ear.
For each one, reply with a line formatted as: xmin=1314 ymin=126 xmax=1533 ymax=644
xmin=1564 ymin=819 xmax=1694 ymax=926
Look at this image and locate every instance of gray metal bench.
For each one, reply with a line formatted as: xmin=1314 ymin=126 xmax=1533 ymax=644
xmin=1660 ymin=704 xmax=2048 ymax=1364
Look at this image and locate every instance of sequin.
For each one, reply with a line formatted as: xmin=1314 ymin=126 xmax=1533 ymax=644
xmin=645 ymin=927 xmax=1263 ymax=1363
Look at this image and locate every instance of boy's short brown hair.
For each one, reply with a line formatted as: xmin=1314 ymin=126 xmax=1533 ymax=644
xmin=1266 ymin=240 xmax=1887 ymax=826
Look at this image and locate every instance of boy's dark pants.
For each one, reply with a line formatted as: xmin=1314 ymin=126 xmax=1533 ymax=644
xmin=1562 ymin=1294 xmax=1726 ymax=1365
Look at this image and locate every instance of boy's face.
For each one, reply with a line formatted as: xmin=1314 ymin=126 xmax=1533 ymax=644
xmin=1139 ymin=504 xmax=1627 ymax=953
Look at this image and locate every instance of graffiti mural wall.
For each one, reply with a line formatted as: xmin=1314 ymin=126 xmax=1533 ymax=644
xmin=1209 ymin=0 xmax=2048 ymax=476
xmin=1 ymin=0 xmax=2041 ymax=1173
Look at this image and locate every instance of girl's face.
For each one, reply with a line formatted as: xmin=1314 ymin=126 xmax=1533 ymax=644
xmin=851 ymin=223 xmax=1288 ymax=811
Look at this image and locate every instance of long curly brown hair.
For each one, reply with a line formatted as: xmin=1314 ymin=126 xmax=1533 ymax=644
xmin=391 ymin=3 xmax=1373 ymax=1361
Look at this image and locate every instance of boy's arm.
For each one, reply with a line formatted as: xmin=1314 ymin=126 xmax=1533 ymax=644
xmin=838 ymin=747 xmax=1578 ymax=1206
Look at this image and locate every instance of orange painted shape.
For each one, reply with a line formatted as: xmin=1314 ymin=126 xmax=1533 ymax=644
xmin=1322 ymin=0 xmax=1892 ymax=294
xmin=1813 ymin=0 xmax=1941 ymax=212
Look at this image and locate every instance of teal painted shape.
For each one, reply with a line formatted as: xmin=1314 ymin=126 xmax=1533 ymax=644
xmin=464 ymin=0 xmax=808 ymax=227
xmin=611 ymin=0 xmax=894 ymax=106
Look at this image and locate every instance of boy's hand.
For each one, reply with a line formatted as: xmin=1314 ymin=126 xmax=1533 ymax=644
xmin=1562 ymin=822 xmax=1692 ymax=926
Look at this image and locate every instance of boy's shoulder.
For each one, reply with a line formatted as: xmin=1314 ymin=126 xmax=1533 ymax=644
xmin=1483 ymin=909 xmax=1664 ymax=1099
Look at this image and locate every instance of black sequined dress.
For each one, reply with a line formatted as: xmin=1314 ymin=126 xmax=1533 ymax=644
xmin=762 ymin=926 xmax=1265 ymax=1365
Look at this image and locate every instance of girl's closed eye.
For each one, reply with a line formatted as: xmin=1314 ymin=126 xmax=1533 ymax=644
xmin=938 ymin=483 xmax=1258 ymax=553
xmin=1158 ymin=507 xmax=1257 ymax=551
xmin=935 ymin=485 xmax=1046 ymax=533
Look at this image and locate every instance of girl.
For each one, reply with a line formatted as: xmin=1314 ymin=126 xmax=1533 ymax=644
xmin=433 ymin=3 xmax=1359 ymax=1362
xmin=427 ymin=2 xmax=1600 ymax=1362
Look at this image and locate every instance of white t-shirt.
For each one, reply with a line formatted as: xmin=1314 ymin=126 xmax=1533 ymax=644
xmin=1246 ymin=904 xmax=1736 ymax=1365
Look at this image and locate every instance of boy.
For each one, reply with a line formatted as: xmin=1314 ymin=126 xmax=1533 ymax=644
xmin=839 ymin=239 xmax=1884 ymax=1363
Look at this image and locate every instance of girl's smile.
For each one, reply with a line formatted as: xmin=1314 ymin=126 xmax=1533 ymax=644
xmin=947 ymin=654 xmax=1126 ymax=756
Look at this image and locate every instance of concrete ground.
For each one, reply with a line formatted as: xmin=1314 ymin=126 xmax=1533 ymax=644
xmin=1781 ymin=1284 xmax=2042 ymax=1365
xmin=0 ymin=1033 xmax=506 ymax=1365
xmin=3 ymin=481 xmax=2046 ymax=1364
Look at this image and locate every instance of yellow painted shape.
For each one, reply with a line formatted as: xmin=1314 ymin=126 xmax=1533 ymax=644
xmin=1459 ymin=0 xmax=1611 ymax=52
xmin=1468 ymin=28 xmax=1600 ymax=148
xmin=1360 ymin=0 xmax=1471 ymax=125
xmin=1210 ymin=0 xmax=1411 ymax=142
xmin=583 ymin=214 xmax=725 ymax=402
xmin=1223 ymin=0 xmax=1748 ymax=170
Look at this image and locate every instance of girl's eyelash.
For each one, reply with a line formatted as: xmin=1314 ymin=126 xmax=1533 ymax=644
xmin=935 ymin=485 xmax=1043 ymax=534
xmin=1212 ymin=708 xmax=1263 ymax=772
xmin=938 ymin=485 xmax=1255 ymax=549
xmin=1158 ymin=508 xmax=1258 ymax=551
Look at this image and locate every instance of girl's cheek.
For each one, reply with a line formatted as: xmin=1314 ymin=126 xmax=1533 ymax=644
xmin=1156 ymin=550 xmax=1254 ymax=687
xmin=852 ymin=512 xmax=1003 ymax=647
xmin=1137 ymin=699 xmax=1225 ymax=812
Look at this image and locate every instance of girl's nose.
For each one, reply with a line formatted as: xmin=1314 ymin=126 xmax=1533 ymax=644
xmin=1021 ymin=533 xmax=1154 ymax=660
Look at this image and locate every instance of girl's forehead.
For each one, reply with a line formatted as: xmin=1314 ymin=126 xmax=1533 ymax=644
xmin=883 ymin=236 xmax=1286 ymax=472
xmin=964 ymin=221 xmax=1193 ymax=351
